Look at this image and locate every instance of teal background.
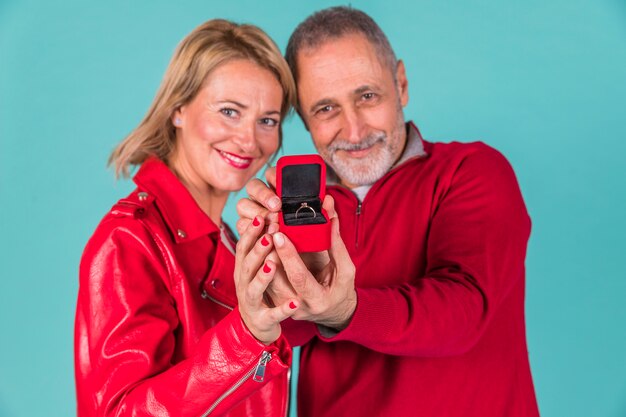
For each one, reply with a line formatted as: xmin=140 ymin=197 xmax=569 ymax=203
xmin=1 ymin=0 xmax=625 ymax=416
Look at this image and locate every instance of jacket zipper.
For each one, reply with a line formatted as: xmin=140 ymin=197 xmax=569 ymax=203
xmin=355 ymin=201 xmax=362 ymax=249
xmin=200 ymin=351 xmax=272 ymax=416
xmin=284 ymin=366 xmax=291 ymax=417
xmin=330 ymin=142 xmax=427 ymax=250
xmin=201 ymin=289 xmax=234 ymax=311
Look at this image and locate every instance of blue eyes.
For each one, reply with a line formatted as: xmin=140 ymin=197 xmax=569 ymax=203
xmin=220 ymin=108 xmax=237 ymax=117
xmin=260 ymin=118 xmax=278 ymax=127
xmin=220 ymin=108 xmax=278 ymax=127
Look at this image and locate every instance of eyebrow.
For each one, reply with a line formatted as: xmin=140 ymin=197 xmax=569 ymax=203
xmin=307 ymin=84 xmax=381 ymax=113
xmin=354 ymin=85 xmax=377 ymax=95
xmin=218 ymin=100 xmax=247 ymax=109
xmin=218 ymin=100 xmax=280 ymax=116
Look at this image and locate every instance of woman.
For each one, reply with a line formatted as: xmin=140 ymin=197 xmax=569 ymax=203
xmin=75 ymin=19 xmax=299 ymax=417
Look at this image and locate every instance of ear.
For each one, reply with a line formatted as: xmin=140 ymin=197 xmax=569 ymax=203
xmin=172 ymin=107 xmax=185 ymax=127
xmin=395 ymin=60 xmax=409 ymax=107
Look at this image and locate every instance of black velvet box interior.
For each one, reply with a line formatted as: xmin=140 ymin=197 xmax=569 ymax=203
xmin=281 ymin=164 xmax=328 ymax=226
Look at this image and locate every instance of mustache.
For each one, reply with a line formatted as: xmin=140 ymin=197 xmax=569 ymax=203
xmin=328 ymin=132 xmax=386 ymax=152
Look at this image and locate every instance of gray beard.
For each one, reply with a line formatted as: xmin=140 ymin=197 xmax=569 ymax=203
xmin=320 ymin=113 xmax=406 ymax=187
xmin=326 ymin=132 xmax=395 ymax=186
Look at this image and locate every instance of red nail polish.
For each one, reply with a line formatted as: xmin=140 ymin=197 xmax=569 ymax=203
xmin=289 ymin=301 xmax=297 ymax=309
xmin=252 ymin=217 xmax=260 ymax=227
xmin=261 ymin=236 xmax=270 ymax=246
xmin=263 ymin=263 xmax=271 ymax=273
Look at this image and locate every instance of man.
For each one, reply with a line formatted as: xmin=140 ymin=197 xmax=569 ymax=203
xmin=238 ymin=6 xmax=539 ymax=417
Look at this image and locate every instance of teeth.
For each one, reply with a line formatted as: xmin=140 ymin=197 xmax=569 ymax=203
xmin=220 ymin=151 xmax=251 ymax=165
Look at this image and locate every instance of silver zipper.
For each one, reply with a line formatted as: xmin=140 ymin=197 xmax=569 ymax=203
xmin=201 ymin=289 xmax=234 ymax=311
xmin=284 ymin=365 xmax=291 ymax=417
xmin=252 ymin=351 xmax=272 ymax=382
xmin=200 ymin=351 xmax=272 ymax=416
xmin=355 ymin=201 xmax=362 ymax=249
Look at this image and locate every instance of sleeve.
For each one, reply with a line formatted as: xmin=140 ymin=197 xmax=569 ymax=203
xmin=319 ymin=146 xmax=531 ymax=356
xmin=75 ymin=218 xmax=291 ymax=417
xmin=280 ymin=318 xmax=317 ymax=347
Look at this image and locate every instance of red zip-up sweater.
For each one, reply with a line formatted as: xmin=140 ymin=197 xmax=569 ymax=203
xmin=296 ymin=124 xmax=539 ymax=417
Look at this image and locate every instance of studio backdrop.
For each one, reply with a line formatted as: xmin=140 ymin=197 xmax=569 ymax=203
xmin=1 ymin=1 xmax=625 ymax=416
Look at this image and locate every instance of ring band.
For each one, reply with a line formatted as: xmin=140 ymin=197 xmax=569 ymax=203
xmin=295 ymin=202 xmax=316 ymax=219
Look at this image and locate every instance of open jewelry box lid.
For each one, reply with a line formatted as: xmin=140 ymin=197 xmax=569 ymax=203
xmin=276 ymin=154 xmax=326 ymax=200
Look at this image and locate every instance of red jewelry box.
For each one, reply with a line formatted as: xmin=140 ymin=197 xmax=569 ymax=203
xmin=276 ymin=154 xmax=331 ymax=252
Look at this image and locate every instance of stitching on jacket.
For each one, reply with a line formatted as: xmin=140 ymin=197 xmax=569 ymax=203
xmin=112 ymin=198 xmax=178 ymax=295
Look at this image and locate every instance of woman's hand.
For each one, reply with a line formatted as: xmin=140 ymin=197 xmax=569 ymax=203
xmin=234 ymin=215 xmax=299 ymax=345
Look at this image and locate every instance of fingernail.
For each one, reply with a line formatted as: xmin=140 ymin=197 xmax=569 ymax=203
xmin=273 ymin=233 xmax=285 ymax=247
xmin=261 ymin=236 xmax=270 ymax=247
xmin=289 ymin=301 xmax=297 ymax=309
xmin=252 ymin=217 xmax=261 ymax=227
xmin=263 ymin=262 xmax=271 ymax=273
xmin=268 ymin=197 xmax=280 ymax=210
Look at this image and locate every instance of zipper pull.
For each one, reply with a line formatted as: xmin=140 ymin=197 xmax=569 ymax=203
xmin=356 ymin=202 xmax=362 ymax=215
xmin=253 ymin=351 xmax=272 ymax=382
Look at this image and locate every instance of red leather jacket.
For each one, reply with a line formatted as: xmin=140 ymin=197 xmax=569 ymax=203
xmin=75 ymin=158 xmax=292 ymax=417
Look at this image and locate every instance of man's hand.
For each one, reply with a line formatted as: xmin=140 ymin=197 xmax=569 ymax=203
xmin=272 ymin=195 xmax=357 ymax=331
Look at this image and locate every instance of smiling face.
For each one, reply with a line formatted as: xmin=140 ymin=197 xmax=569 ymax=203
xmin=296 ymin=33 xmax=409 ymax=188
xmin=170 ymin=59 xmax=283 ymax=199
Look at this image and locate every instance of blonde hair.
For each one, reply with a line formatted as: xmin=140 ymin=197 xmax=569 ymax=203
xmin=109 ymin=19 xmax=296 ymax=177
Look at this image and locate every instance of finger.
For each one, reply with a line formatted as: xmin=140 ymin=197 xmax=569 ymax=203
xmin=267 ymin=222 xmax=280 ymax=235
xmin=237 ymin=197 xmax=270 ymax=221
xmin=234 ymin=215 xmax=266 ymax=278
xmin=327 ymin=213 xmax=356 ymax=282
xmin=266 ymin=249 xmax=281 ymax=265
xmin=264 ymin=211 xmax=280 ymax=224
xmin=265 ymin=254 xmax=296 ymax=295
xmin=261 ymin=258 xmax=278 ymax=308
xmin=272 ymin=232 xmax=325 ymax=300
xmin=236 ymin=218 xmax=250 ymax=236
xmin=264 ymin=166 xmax=277 ymax=189
xmin=239 ymin=233 xmax=274 ymax=290
xmin=267 ymin=299 xmax=299 ymax=323
xmin=245 ymin=259 xmax=276 ymax=309
xmin=246 ymin=177 xmax=281 ymax=212
xmin=321 ymin=194 xmax=337 ymax=219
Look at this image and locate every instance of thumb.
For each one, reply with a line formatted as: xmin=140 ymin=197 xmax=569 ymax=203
xmin=273 ymin=232 xmax=324 ymax=300
xmin=327 ymin=204 xmax=355 ymax=279
xmin=322 ymin=194 xmax=336 ymax=219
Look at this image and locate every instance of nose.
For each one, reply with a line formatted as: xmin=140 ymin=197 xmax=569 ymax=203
xmin=340 ymin=106 xmax=366 ymax=143
xmin=233 ymin=120 xmax=258 ymax=154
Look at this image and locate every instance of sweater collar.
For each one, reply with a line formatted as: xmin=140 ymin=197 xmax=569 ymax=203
xmin=394 ymin=121 xmax=427 ymax=167
xmin=133 ymin=157 xmax=220 ymax=243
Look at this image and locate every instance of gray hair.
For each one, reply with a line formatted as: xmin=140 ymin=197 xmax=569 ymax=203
xmin=286 ymin=6 xmax=398 ymax=88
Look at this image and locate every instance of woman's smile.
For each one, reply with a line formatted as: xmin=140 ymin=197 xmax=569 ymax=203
xmin=217 ymin=149 xmax=254 ymax=169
